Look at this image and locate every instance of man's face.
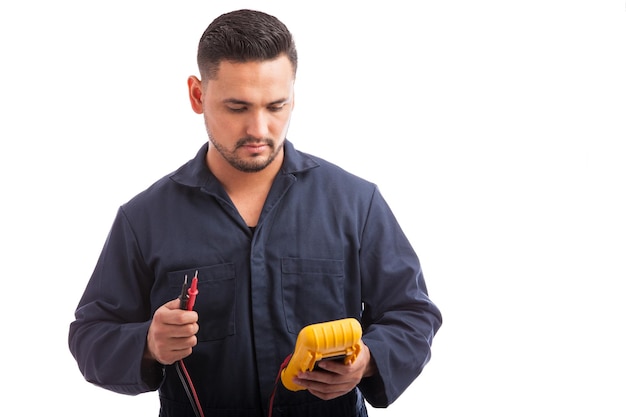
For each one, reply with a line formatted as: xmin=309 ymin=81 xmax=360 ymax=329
xmin=193 ymin=55 xmax=295 ymax=173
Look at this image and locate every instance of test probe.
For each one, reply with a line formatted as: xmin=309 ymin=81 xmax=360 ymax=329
xmin=176 ymin=271 xmax=204 ymax=417
xmin=178 ymin=271 xmax=199 ymax=311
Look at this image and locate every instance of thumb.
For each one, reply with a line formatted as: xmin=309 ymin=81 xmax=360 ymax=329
xmin=164 ymin=298 xmax=183 ymax=310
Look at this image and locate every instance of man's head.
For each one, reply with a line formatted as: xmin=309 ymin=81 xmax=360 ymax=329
xmin=188 ymin=10 xmax=297 ymax=175
xmin=197 ymin=9 xmax=298 ymax=80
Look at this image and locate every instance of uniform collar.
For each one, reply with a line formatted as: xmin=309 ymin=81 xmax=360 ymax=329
xmin=169 ymin=140 xmax=319 ymax=188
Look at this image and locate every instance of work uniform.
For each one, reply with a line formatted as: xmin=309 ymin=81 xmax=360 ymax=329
xmin=69 ymin=141 xmax=442 ymax=417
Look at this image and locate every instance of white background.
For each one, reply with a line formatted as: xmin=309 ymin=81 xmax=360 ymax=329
xmin=1 ymin=1 xmax=625 ymax=415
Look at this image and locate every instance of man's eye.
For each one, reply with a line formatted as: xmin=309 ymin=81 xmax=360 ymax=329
xmin=228 ymin=107 xmax=246 ymax=113
xmin=268 ymin=106 xmax=284 ymax=112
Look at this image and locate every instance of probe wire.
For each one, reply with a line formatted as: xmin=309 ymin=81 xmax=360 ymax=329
xmin=176 ymin=359 xmax=205 ymax=417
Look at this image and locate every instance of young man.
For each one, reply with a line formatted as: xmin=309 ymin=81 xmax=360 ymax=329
xmin=69 ymin=9 xmax=442 ymax=417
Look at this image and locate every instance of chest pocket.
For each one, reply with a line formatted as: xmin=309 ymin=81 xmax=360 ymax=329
xmin=168 ymin=263 xmax=236 ymax=341
xmin=281 ymin=257 xmax=346 ymax=334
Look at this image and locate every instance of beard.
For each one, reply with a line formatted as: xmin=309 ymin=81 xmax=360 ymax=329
xmin=207 ymin=131 xmax=284 ymax=173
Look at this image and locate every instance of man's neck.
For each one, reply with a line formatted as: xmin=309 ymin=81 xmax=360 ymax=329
xmin=206 ymin=148 xmax=284 ymax=194
xmin=206 ymin=147 xmax=284 ymax=227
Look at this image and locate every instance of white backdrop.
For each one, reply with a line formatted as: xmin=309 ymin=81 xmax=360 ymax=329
xmin=1 ymin=1 xmax=625 ymax=416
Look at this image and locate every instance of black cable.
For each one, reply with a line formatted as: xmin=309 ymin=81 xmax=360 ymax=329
xmin=176 ymin=360 xmax=203 ymax=417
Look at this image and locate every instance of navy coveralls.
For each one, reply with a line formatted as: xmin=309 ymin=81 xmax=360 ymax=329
xmin=69 ymin=140 xmax=442 ymax=416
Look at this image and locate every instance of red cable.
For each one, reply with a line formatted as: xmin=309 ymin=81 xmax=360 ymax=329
xmin=268 ymin=353 xmax=293 ymax=417
xmin=178 ymin=359 xmax=205 ymax=417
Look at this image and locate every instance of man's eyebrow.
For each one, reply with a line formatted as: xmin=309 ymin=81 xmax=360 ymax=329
xmin=223 ymin=98 xmax=250 ymax=106
xmin=268 ymin=97 xmax=291 ymax=106
xmin=222 ymin=97 xmax=291 ymax=106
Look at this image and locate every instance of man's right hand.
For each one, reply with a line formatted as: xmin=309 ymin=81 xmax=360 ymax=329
xmin=145 ymin=299 xmax=199 ymax=365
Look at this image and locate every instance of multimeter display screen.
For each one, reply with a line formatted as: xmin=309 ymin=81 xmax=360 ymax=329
xmin=313 ymin=354 xmax=347 ymax=370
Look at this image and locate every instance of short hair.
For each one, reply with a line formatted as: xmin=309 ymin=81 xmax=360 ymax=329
xmin=197 ymin=9 xmax=298 ymax=80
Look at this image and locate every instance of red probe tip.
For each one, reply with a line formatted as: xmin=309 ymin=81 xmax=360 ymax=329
xmin=186 ymin=275 xmax=199 ymax=311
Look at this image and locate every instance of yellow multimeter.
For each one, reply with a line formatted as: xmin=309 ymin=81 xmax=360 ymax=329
xmin=280 ymin=318 xmax=363 ymax=391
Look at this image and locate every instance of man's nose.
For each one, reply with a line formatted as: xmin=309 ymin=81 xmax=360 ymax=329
xmin=245 ymin=111 xmax=270 ymax=139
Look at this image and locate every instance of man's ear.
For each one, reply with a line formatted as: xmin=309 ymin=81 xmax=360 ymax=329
xmin=187 ymin=76 xmax=204 ymax=114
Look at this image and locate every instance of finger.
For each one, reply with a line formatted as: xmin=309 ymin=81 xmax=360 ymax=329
xmin=307 ymin=388 xmax=345 ymax=401
xmin=155 ymin=303 xmax=198 ymax=326
xmin=295 ymin=370 xmax=352 ymax=387
xmin=164 ymin=298 xmax=199 ymax=321
xmin=294 ymin=375 xmax=353 ymax=400
xmin=168 ymin=334 xmax=198 ymax=351
xmin=164 ymin=298 xmax=182 ymax=309
xmin=163 ymin=322 xmax=200 ymax=339
xmin=315 ymin=359 xmax=348 ymax=374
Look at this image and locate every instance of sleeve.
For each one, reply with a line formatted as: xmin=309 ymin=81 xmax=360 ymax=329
xmin=357 ymin=187 xmax=443 ymax=407
xmin=68 ymin=207 xmax=163 ymax=395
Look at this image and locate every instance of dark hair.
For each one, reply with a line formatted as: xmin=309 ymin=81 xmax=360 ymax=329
xmin=197 ymin=9 xmax=298 ymax=79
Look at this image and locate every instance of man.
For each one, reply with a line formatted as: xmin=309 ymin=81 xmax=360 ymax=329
xmin=69 ymin=9 xmax=442 ymax=417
